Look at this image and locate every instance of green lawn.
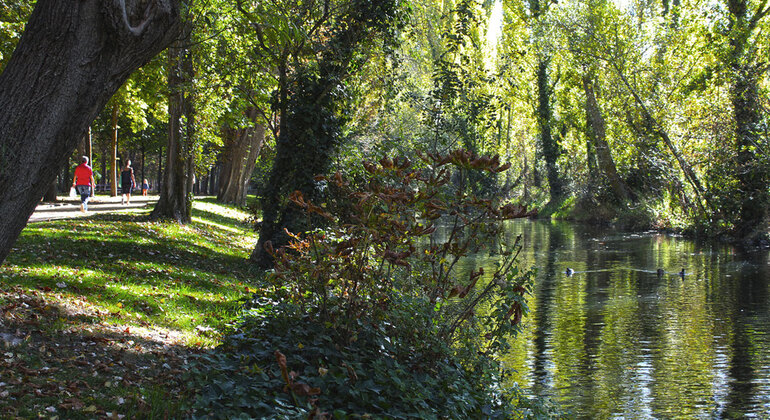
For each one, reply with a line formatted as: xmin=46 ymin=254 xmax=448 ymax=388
xmin=0 ymin=198 xmax=260 ymax=419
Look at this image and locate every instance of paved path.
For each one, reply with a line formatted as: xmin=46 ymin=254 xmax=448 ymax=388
xmin=28 ymin=194 xmax=158 ymax=223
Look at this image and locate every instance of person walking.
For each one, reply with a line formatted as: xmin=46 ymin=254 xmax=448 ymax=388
xmin=120 ymin=160 xmax=136 ymax=205
xmin=141 ymin=179 xmax=149 ymax=196
xmin=72 ymin=156 xmax=95 ymax=212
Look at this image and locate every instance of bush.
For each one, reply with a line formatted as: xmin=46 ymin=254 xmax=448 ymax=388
xmin=189 ymin=298 xmax=520 ymax=419
xmin=189 ymin=150 xmax=559 ymax=418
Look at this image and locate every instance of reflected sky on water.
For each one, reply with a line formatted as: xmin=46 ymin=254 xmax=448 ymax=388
xmin=464 ymin=219 xmax=770 ymax=418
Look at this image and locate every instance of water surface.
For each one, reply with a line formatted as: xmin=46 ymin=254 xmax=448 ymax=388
xmin=487 ymin=220 xmax=770 ymax=418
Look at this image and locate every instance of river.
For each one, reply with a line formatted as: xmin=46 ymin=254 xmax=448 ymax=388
xmin=473 ymin=220 xmax=770 ymax=418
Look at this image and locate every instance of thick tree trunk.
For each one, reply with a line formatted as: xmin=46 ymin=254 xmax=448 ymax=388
xmin=250 ymin=0 xmax=399 ymax=267
xmin=0 ymin=0 xmax=185 ymax=265
xmin=582 ymin=74 xmax=631 ymax=203
xmin=218 ymin=108 xmax=265 ymax=205
xmin=151 ymin=41 xmax=194 ymax=223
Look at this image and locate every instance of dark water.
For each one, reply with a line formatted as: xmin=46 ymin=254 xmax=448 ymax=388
xmin=477 ymin=220 xmax=770 ymax=418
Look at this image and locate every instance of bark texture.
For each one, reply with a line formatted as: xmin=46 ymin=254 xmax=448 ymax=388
xmin=150 ymin=41 xmax=194 ymax=223
xmin=110 ymin=104 xmax=120 ymax=196
xmin=0 ymin=0 xmax=185 ymax=264
xmin=217 ymin=108 xmax=265 ymax=205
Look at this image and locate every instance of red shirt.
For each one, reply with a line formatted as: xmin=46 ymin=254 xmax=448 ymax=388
xmin=74 ymin=163 xmax=93 ymax=186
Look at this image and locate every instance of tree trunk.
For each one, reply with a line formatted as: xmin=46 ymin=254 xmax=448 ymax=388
xmin=42 ymin=179 xmax=57 ymax=202
xmin=218 ymin=108 xmax=265 ymax=205
xmin=140 ymin=143 xmax=146 ymax=189
xmin=157 ymin=146 xmax=163 ymax=192
xmin=582 ymin=74 xmax=631 ymax=203
xmin=731 ymin=66 xmax=768 ymax=239
xmin=612 ymin=61 xmax=708 ymax=216
xmin=110 ymin=103 xmax=119 ymax=196
xmin=726 ymin=0 xmax=770 ymax=240
xmin=536 ymin=59 xmax=564 ymax=200
xmin=60 ymin=165 xmax=70 ymax=193
xmin=209 ymin=163 xmax=220 ymax=197
xmin=78 ymin=127 xmax=93 ymax=170
xmin=151 ymin=41 xmax=195 ymax=223
xmin=0 ymin=0 xmax=185 ymax=265
xmin=250 ymin=0 xmax=400 ymax=267
xmin=87 ymin=126 xmax=93 ymax=172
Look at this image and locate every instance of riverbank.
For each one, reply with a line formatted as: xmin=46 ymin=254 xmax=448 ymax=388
xmin=0 ymin=198 xmax=258 ymax=418
xmin=538 ymin=193 xmax=770 ymax=249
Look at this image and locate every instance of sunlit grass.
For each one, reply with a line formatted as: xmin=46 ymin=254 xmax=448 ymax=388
xmin=1 ymin=199 xmax=260 ymax=347
xmin=0 ymin=198 xmax=263 ymax=417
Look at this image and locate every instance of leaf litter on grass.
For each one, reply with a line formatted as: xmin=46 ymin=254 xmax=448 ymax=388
xmin=0 ymin=199 xmax=259 ymax=418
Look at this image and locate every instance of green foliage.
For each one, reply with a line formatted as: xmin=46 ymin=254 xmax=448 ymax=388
xmin=190 ymin=152 xmax=556 ymax=417
xmin=255 ymin=0 xmax=410 ymax=265
xmin=0 ymin=0 xmax=33 ymax=71
xmin=189 ymin=299 xmax=518 ymax=419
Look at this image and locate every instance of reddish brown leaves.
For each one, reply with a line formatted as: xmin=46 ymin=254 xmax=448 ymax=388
xmin=500 ymin=203 xmax=538 ymax=219
xmin=506 ymin=302 xmax=523 ymax=326
xmin=275 ymin=350 xmax=321 ymax=397
xmin=269 ymin=150 xmax=531 ymax=338
xmin=382 ymin=248 xmax=413 ymax=268
xmin=447 ymin=268 xmax=484 ymax=299
xmin=288 ymin=191 xmax=334 ymax=220
xmin=418 ymin=150 xmax=512 ymax=173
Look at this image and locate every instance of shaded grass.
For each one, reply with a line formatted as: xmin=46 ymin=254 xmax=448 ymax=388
xmin=0 ymin=199 xmax=261 ymax=418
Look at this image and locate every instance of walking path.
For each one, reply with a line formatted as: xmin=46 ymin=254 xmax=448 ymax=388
xmin=28 ymin=194 xmax=158 ymax=223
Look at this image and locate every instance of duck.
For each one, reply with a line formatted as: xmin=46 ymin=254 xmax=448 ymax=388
xmin=565 ymin=268 xmax=575 ymax=276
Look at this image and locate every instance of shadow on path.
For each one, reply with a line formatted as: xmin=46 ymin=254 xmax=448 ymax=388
xmin=29 ymin=195 xmax=158 ymax=222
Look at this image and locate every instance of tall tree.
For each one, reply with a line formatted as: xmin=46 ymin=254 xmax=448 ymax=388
xmin=581 ymin=71 xmax=631 ymax=202
xmin=218 ymin=107 xmax=266 ymax=205
xmin=0 ymin=0 xmax=186 ymax=265
xmin=557 ymin=0 xmax=632 ymax=203
xmin=527 ymin=0 xmax=564 ymax=201
xmin=251 ymin=0 xmax=406 ymax=267
xmin=723 ymin=0 xmax=770 ymax=241
xmin=151 ymin=42 xmax=196 ymax=222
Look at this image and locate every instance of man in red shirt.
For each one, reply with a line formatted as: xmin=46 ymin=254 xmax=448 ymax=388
xmin=71 ymin=156 xmax=95 ymax=212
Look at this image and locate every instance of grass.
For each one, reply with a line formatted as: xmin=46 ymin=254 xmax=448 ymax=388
xmin=0 ymin=197 xmax=261 ymax=419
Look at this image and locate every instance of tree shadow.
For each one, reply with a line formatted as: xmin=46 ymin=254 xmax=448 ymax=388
xmin=0 ymin=288 xmax=195 ymax=418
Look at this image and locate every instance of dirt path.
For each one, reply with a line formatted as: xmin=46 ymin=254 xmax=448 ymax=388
xmin=29 ymin=194 xmax=158 ymax=222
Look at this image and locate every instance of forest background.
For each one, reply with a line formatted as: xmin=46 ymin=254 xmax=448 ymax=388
xmin=0 ymin=0 xmax=769 ymax=417
xmin=3 ymin=0 xmax=769 ymax=252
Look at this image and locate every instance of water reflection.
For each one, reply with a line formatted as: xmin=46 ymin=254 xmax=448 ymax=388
xmin=490 ymin=220 xmax=770 ymax=418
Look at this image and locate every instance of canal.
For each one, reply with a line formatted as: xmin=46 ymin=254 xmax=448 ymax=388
xmin=487 ymin=220 xmax=770 ymax=418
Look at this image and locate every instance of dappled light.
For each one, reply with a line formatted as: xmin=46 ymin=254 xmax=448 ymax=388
xmin=1 ymin=0 xmax=769 ymax=416
xmin=0 ymin=200 xmax=258 ymax=417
